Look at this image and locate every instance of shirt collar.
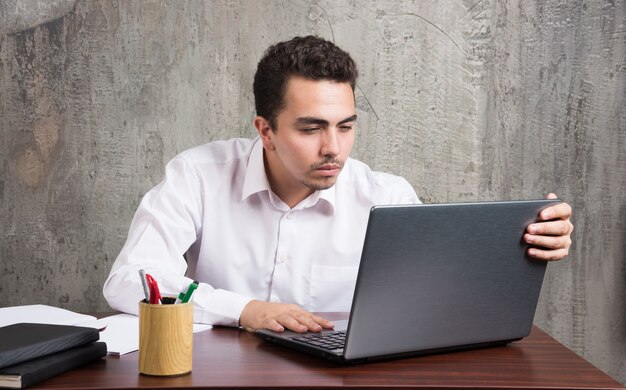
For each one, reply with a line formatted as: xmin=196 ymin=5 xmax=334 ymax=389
xmin=241 ymin=137 xmax=337 ymax=215
xmin=315 ymin=183 xmax=336 ymax=215
xmin=241 ymin=138 xmax=270 ymax=201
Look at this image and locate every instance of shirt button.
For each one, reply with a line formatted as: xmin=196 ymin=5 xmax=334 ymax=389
xmin=286 ymin=213 xmax=293 ymax=220
xmin=278 ymin=256 xmax=288 ymax=264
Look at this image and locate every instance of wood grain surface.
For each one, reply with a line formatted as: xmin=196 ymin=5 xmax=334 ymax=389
xmin=33 ymin=320 xmax=623 ymax=389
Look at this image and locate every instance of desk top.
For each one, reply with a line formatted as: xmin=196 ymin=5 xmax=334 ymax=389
xmin=34 ymin=317 xmax=623 ymax=390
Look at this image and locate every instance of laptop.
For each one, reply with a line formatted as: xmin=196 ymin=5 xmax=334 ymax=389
xmin=256 ymin=199 xmax=560 ymax=363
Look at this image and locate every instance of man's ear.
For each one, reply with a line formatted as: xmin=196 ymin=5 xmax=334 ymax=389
xmin=254 ymin=116 xmax=275 ymax=151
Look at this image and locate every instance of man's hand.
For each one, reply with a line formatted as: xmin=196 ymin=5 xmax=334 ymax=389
xmin=524 ymin=193 xmax=574 ymax=261
xmin=239 ymin=300 xmax=335 ymax=333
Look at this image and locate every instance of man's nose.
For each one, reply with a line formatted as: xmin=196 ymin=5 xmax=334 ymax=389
xmin=320 ymin=129 xmax=340 ymax=157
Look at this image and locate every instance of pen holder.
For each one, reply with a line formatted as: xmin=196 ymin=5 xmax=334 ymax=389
xmin=138 ymin=300 xmax=193 ymax=376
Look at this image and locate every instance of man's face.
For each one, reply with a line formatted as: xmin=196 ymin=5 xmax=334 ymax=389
xmin=257 ymin=76 xmax=356 ymax=206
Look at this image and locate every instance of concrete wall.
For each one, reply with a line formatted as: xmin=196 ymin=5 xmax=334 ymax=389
xmin=1 ymin=0 xmax=624 ymax=383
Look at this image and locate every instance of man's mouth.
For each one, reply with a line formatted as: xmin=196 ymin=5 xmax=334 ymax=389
xmin=314 ymin=163 xmax=342 ymax=177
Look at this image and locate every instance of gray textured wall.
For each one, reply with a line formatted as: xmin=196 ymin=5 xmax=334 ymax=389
xmin=1 ymin=0 xmax=624 ymax=383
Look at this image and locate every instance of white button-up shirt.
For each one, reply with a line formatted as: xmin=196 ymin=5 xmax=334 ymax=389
xmin=103 ymin=138 xmax=419 ymax=326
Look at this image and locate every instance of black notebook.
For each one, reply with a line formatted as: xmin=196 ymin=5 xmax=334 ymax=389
xmin=0 ymin=323 xmax=100 ymax=369
xmin=0 ymin=342 xmax=107 ymax=389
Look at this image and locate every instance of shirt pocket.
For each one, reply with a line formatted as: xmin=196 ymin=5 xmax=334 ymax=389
xmin=309 ymin=264 xmax=359 ymax=312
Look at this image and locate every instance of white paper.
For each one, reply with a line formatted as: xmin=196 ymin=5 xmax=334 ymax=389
xmin=0 ymin=304 xmax=97 ymax=327
xmin=98 ymin=313 xmax=212 ymax=355
xmin=97 ymin=314 xmax=140 ymax=355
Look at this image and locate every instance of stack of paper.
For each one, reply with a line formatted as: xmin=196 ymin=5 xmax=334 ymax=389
xmin=0 ymin=305 xmax=101 ymax=328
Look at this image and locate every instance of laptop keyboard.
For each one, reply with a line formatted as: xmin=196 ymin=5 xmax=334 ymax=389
xmin=293 ymin=330 xmax=346 ymax=350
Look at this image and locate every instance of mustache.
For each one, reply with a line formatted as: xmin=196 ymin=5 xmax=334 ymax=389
xmin=310 ymin=158 xmax=344 ymax=170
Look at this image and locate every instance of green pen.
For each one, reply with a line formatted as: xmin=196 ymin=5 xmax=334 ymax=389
xmin=178 ymin=281 xmax=199 ymax=304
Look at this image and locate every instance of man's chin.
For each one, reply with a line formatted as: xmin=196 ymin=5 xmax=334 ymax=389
xmin=305 ymin=177 xmax=338 ymax=192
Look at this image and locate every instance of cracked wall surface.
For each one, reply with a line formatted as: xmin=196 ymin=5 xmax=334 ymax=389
xmin=1 ymin=0 xmax=624 ymax=383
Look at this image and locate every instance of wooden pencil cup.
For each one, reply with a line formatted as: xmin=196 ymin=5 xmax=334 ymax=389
xmin=138 ymin=300 xmax=193 ymax=376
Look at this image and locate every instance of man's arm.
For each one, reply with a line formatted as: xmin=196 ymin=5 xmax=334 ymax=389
xmin=102 ymin=155 xmax=252 ymax=326
xmin=524 ymin=193 xmax=574 ymax=261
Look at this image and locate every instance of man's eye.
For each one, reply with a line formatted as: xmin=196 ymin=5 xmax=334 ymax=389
xmin=339 ymin=126 xmax=353 ymax=132
xmin=301 ymin=128 xmax=320 ymax=133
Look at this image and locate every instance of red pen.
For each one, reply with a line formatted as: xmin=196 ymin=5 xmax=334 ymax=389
xmin=145 ymin=273 xmax=162 ymax=304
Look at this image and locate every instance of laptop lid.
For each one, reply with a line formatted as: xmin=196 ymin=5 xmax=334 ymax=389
xmin=257 ymin=199 xmax=559 ymax=363
xmin=343 ymin=199 xmax=558 ymax=360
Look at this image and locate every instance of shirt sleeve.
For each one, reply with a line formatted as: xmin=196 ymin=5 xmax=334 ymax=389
xmin=390 ymin=176 xmax=422 ymax=205
xmin=102 ymin=155 xmax=253 ymax=327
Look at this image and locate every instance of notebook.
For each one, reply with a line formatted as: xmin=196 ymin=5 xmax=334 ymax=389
xmin=0 ymin=323 xmax=101 ymax=369
xmin=0 ymin=342 xmax=107 ymax=389
xmin=257 ymin=199 xmax=560 ymax=363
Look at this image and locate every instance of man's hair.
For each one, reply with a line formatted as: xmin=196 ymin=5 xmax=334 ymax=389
xmin=253 ymin=35 xmax=358 ymax=130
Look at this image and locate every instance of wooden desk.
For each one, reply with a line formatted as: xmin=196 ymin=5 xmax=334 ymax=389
xmin=34 ymin=319 xmax=623 ymax=389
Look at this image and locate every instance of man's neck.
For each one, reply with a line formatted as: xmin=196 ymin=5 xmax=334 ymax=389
xmin=263 ymin=152 xmax=314 ymax=209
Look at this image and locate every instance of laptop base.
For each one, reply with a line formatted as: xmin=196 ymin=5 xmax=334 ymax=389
xmin=257 ymin=331 xmax=520 ymax=364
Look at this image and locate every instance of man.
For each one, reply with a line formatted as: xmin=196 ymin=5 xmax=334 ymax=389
xmin=103 ymin=36 xmax=573 ymax=333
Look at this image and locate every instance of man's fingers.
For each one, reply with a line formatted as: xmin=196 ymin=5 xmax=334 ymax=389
xmin=528 ymin=247 xmax=569 ymax=261
xmin=539 ymin=202 xmax=572 ymax=221
xmin=527 ymin=220 xmax=572 ymax=236
xmin=290 ymin=311 xmax=335 ymax=332
xmin=273 ymin=310 xmax=335 ymax=333
xmin=309 ymin=313 xmax=335 ymax=329
xmin=527 ymin=195 xmax=574 ymax=262
xmin=525 ymin=233 xmax=572 ymax=250
xmin=276 ymin=313 xmax=309 ymax=333
xmin=265 ymin=319 xmax=285 ymax=332
xmin=239 ymin=300 xmax=335 ymax=333
xmin=292 ymin=313 xmax=323 ymax=332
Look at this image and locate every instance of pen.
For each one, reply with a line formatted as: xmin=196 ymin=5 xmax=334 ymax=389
xmin=145 ymin=273 xmax=162 ymax=304
xmin=177 ymin=281 xmax=199 ymax=304
xmin=138 ymin=269 xmax=150 ymax=302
